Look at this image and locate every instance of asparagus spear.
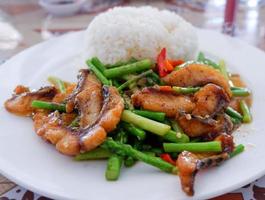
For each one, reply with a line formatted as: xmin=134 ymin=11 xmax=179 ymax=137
xmin=103 ymin=138 xmax=177 ymax=174
xmin=121 ymin=110 xmax=171 ymax=136
xmin=132 ymin=110 xmax=166 ymax=122
xmin=74 ymin=148 xmax=112 ymax=161
xmin=104 ymin=59 xmax=152 ymax=78
xmin=91 ymin=57 xmax=106 ymax=72
xmin=86 ymin=59 xmax=110 ymax=85
xmin=105 ymin=154 xmax=123 ymax=181
xmin=229 ymin=144 xmax=245 ymax=158
xmin=122 ymin=122 xmax=146 ymax=141
xmin=172 ymin=86 xmax=200 ymax=94
xmin=163 ymin=141 xmax=222 ymax=153
xmin=225 ymin=107 xmax=243 ymax=120
xmin=118 ymin=69 xmax=153 ymax=91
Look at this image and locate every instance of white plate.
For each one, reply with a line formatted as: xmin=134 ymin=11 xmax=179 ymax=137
xmin=0 ymin=29 xmax=264 ymax=200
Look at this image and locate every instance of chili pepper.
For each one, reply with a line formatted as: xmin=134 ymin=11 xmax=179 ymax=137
xmin=168 ymin=59 xmax=184 ymax=67
xmin=160 ymin=153 xmax=176 ymax=165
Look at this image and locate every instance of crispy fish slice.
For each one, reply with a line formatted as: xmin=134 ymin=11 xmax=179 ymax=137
xmin=131 ymin=87 xmax=195 ymax=117
xmin=33 ymin=86 xmax=124 ymax=156
xmin=192 ymin=83 xmax=230 ymax=118
xmin=177 ymin=114 xmax=233 ymax=137
xmin=177 ymin=151 xmax=229 ymax=196
xmin=66 ymin=69 xmax=102 ymax=113
xmin=5 ymin=86 xmax=56 ymax=116
xmin=162 ymin=63 xmax=232 ymax=97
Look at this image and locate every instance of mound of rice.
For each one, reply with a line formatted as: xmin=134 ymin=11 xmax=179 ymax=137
xmin=83 ymin=6 xmax=198 ymax=64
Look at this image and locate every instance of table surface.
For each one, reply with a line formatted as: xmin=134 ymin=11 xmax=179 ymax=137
xmin=0 ymin=0 xmax=265 ymax=199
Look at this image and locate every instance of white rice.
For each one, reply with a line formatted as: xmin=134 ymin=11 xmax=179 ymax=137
xmin=83 ymin=6 xmax=198 ymax=64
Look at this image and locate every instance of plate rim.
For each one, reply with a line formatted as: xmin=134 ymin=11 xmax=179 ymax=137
xmin=0 ymin=29 xmax=264 ymax=200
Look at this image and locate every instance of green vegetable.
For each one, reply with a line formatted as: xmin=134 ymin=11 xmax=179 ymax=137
xmin=225 ymin=107 xmax=243 ymax=120
xmin=169 ymin=119 xmax=184 ymax=134
xmin=105 ymin=154 xmax=123 ymax=181
xmin=86 ymin=60 xmax=110 ymax=85
xmin=104 ymin=59 xmax=152 ymax=78
xmin=231 ymin=87 xmax=251 ymax=97
xmin=229 ymin=115 xmax=241 ymax=125
xmin=112 ymin=79 xmax=121 ymax=88
xmin=121 ymin=110 xmax=171 ymax=136
xmin=172 ymin=86 xmax=200 ymax=94
xmin=124 ymin=156 xmax=137 ymax=167
xmin=74 ymin=148 xmax=112 ymax=161
xmin=149 ymin=71 xmax=163 ymax=85
xmin=70 ymin=117 xmax=79 ymax=127
xmin=47 ymin=76 xmax=66 ymax=93
xmin=105 ymin=58 xmax=138 ymax=68
xmin=122 ymin=93 xmax=134 ymax=110
xmin=239 ymin=100 xmax=252 ymax=123
xmin=132 ymin=110 xmax=166 ymax=122
xmin=103 ymin=138 xmax=177 ymax=173
xmin=229 ymin=144 xmax=245 ymax=158
xmin=118 ymin=69 xmax=153 ymax=91
xmin=197 ymin=52 xmax=220 ymax=70
xmin=163 ymin=130 xmax=190 ymax=143
xmin=91 ymin=57 xmax=105 ymax=72
xmin=31 ymin=100 xmax=66 ymax=112
xmin=163 ymin=141 xmax=222 ymax=153
xmin=219 ymin=60 xmax=229 ymax=80
xmin=115 ymin=130 xmax=128 ymax=144
xmin=122 ymin=122 xmax=146 ymax=141
xmin=197 ymin=52 xmax=205 ymax=62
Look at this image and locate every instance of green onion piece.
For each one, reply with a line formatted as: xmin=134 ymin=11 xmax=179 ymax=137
xmin=132 ymin=110 xmax=166 ymax=122
xmin=225 ymin=107 xmax=243 ymax=120
xmin=104 ymin=59 xmax=152 ymax=78
xmin=86 ymin=60 xmax=110 ymax=85
xmin=239 ymin=100 xmax=252 ymax=123
xmin=121 ymin=110 xmax=171 ymax=136
xmin=229 ymin=144 xmax=245 ymax=158
xmin=163 ymin=141 xmax=222 ymax=153
xmin=31 ymin=100 xmax=66 ymax=112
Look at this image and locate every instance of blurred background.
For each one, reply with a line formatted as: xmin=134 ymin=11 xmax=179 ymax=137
xmin=0 ymin=0 xmax=264 ymax=65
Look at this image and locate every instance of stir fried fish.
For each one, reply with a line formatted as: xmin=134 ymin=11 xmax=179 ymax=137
xmin=177 ymin=133 xmax=233 ymax=196
xmin=132 ymin=83 xmax=231 ymax=137
xmin=5 ymin=70 xmax=124 ymax=156
xmin=132 ymin=87 xmax=195 ymax=117
xmin=192 ymin=83 xmax=230 ymax=118
xmin=5 ymin=86 xmax=56 ymax=116
xmin=3 ymin=52 xmax=251 ymax=197
xmin=177 ymin=151 xmax=229 ymax=196
xmin=162 ymin=63 xmax=232 ymax=97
